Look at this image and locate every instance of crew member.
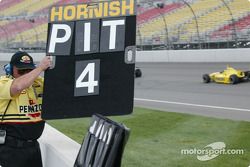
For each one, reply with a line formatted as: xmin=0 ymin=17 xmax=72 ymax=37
xmin=0 ymin=51 xmax=51 ymax=167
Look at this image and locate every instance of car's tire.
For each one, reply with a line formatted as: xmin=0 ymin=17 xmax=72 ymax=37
xmin=244 ymin=71 xmax=250 ymax=80
xmin=229 ymin=75 xmax=239 ymax=84
xmin=202 ymin=74 xmax=210 ymax=83
xmin=247 ymin=73 xmax=250 ymax=80
xmin=135 ymin=69 xmax=142 ymax=78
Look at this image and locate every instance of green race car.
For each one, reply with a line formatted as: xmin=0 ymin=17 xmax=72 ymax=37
xmin=203 ymin=66 xmax=250 ymax=84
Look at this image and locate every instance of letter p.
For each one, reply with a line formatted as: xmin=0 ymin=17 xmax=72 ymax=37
xmin=48 ymin=24 xmax=72 ymax=53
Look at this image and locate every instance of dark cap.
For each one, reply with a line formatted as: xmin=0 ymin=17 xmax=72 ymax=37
xmin=10 ymin=51 xmax=36 ymax=70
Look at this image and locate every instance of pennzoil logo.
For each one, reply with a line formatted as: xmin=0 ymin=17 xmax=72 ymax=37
xmin=19 ymin=104 xmax=42 ymax=113
xmin=20 ymin=55 xmax=31 ymax=64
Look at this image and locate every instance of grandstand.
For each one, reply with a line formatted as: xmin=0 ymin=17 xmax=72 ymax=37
xmin=138 ymin=0 xmax=250 ymax=49
xmin=0 ymin=0 xmax=250 ymax=51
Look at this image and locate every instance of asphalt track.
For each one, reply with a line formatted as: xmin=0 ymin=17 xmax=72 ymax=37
xmin=134 ymin=62 xmax=250 ymax=121
xmin=1 ymin=61 xmax=250 ymax=121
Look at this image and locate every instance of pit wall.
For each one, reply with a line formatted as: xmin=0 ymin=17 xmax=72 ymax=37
xmin=38 ymin=124 xmax=81 ymax=167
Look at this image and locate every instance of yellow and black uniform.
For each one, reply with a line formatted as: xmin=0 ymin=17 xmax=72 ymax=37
xmin=0 ymin=75 xmax=44 ymax=167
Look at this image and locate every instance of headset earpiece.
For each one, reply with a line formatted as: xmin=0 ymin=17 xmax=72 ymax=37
xmin=4 ymin=64 xmax=13 ymax=75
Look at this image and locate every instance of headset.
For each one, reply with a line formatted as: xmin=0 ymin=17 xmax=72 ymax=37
xmin=3 ymin=63 xmax=37 ymax=76
xmin=3 ymin=64 xmax=13 ymax=76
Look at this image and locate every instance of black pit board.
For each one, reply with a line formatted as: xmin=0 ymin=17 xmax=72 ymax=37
xmin=42 ymin=0 xmax=136 ymax=119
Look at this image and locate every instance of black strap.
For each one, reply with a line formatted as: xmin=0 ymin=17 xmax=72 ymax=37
xmin=1 ymin=100 xmax=11 ymax=122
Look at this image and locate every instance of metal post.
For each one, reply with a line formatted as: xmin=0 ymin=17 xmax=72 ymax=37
xmin=28 ymin=19 xmax=39 ymax=46
xmin=155 ymin=4 xmax=170 ymax=50
xmin=220 ymin=0 xmax=238 ymax=47
xmin=0 ymin=24 xmax=9 ymax=47
xmin=180 ymin=0 xmax=201 ymax=49
xmin=146 ymin=1 xmax=170 ymax=50
xmin=14 ymin=20 xmax=24 ymax=45
xmin=137 ymin=26 xmax=143 ymax=50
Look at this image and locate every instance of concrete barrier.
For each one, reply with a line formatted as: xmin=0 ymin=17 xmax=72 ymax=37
xmin=0 ymin=53 xmax=45 ymax=62
xmin=1 ymin=48 xmax=250 ymax=63
xmin=38 ymin=124 xmax=81 ymax=167
xmin=135 ymin=48 xmax=250 ymax=62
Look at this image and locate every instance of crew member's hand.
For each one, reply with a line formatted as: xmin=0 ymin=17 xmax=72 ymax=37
xmin=38 ymin=56 xmax=52 ymax=71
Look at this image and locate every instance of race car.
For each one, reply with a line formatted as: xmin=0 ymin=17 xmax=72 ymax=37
xmin=202 ymin=66 xmax=250 ymax=84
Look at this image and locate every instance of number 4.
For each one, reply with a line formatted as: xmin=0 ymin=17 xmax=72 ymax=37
xmin=76 ymin=62 xmax=98 ymax=93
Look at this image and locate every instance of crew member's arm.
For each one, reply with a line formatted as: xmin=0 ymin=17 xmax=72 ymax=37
xmin=10 ymin=56 xmax=51 ymax=97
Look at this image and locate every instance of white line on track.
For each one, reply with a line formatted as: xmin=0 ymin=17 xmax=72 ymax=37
xmin=134 ymin=98 xmax=250 ymax=112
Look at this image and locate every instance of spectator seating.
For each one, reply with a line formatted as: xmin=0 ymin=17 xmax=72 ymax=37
xmin=0 ymin=0 xmax=250 ymax=48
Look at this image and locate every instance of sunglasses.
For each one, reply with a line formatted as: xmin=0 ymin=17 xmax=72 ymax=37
xmin=18 ymin=69 xmax=33 ymax=75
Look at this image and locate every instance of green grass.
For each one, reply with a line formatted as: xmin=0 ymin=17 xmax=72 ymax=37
xmin=47 ymin=107 xmax=250 ymax=167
